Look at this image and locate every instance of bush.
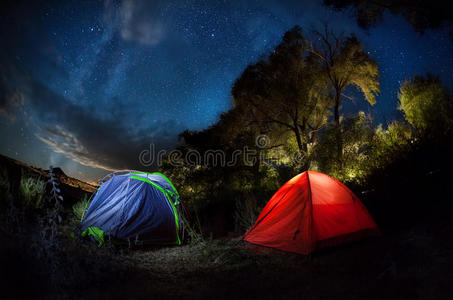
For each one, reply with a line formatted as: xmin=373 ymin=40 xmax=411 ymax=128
xmin=72 ymin=194 xmax=91 ymax=223
xmin=19 ymin=175 xmax=45 ymax=209
xmin=365 ymin=121 xmax=413 ymax=170
xmin=312 ymin=112 xmax=375 ymax=182
xmin=398 ymin=74 xmax=453 ymax=135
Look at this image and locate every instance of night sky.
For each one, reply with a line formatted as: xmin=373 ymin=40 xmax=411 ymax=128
xmin=1 ymin=0 xmax=452 ymax=182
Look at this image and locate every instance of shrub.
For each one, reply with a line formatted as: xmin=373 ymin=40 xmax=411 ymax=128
xmin=73 ymin=194 xmax=91 ymax=223
xmin=19 ymin=175 xmax=45 ymax=209
xmin=398 ymin=74 xmax=453 ymax=135
xmin=313 ymin=112 xmax=375 ymax=182
xmin=365 ymin=121 xmax=413 ymax=170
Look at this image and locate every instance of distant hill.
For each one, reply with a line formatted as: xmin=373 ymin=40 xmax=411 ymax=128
xmin=0 ymin=154 xmax=96 ymax=206
xmin=51 ymin=167 xmax=66 ymax=177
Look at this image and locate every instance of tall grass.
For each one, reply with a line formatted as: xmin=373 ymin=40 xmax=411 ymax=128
xmin=180 ymin=208 xmax=205 ymax=244
xmin=19 ymin=175 xmax=45 ymax=209
xmin=234 ymin=194 xmax=261 ymax=232
xmin=73 ymin=194 xmax=90 ymax=222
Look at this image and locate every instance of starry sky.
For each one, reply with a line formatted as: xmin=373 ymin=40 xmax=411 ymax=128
xmin=1 ymin=0 xmax=452 ymax=182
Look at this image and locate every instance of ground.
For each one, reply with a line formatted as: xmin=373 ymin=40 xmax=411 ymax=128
xmin=1 ymin=155 xmax=452 ymax=299
xmin=2 ymin=206 xmax=452 ymax=300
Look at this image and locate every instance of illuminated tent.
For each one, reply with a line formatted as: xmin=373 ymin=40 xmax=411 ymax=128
xmin=80 ymin=171 xmax=183 ymax=246
xmin=244 ymin=171 xmax=379 ymax=254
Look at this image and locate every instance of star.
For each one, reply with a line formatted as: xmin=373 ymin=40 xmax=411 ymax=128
xmin=1 ymin=0 xmax=453 ymax=182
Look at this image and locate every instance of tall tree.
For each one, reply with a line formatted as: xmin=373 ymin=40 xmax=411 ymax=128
xmin=232 ymin=26 xmax=331 ymax=163
xmin=309 ymin=25 xmax=380 ymax=126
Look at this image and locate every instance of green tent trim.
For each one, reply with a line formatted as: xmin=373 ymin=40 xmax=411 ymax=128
xmin=131 ymin=171 xmax=180 ymax=198
xmin=130 ymin=175 xmax=181 ymax=245
xmin=82 ymin=226 xmax=105 ymax=247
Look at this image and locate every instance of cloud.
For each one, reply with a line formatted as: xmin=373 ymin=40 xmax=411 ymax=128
xmin=35 ymin=126 xmax=117 ymax=171
xmin=104 ymin=0 xmax=166 ymax=46
xmin=35 ymin=125 xmax=115 ymax=171
xmin=29 ymin=87 xmax=182 ymax=171
xmin=28 ymin=87 xmax=181 ymax=170
xmin=0 ymin=64 xmax=182 ymax=172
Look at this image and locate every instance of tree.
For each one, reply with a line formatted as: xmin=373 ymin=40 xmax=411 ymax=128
xmin=367 ymin=121 xmax=412 ymax=170
xmin=232 ymin=26 xmax=332 ymax=165
xmin=398 ymin=74 xmax=453 ymax=134
xmin=312 ymin=112 xmax=375 ymax=182
xmin=324 ymin=0 xmax=453 ymax=34
xmin=309 ymin=25 xmax=380 ymax=126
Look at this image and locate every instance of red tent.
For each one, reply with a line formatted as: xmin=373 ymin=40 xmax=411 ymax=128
xmin=243 ymin=171 xmax=379 ymax=254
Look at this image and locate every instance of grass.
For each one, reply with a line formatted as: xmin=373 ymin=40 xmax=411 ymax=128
xmin=72 ymin=194 xmax=91 ymax=223
xmin=19 ymin=174 xmax=45 ymax=209
xmin=2 ymin=162 xmax=453 ymax=299
xmin=3 ymin=196 xmax=453 ymax=299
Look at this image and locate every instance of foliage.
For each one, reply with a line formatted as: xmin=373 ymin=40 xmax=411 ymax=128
xmin=308 ymin=74 xmax=453 ymax=185
xmin=398 ymin=75 xmax=453 ymax=135
xmin=159 ymin=26 xmax=453 ymax=237
xmin=366 ymin=121 xmax=413 ymax=170
xmin=19 ymin=174 xmax=45 ymax=209
xmin=310 ymin=25 xmax=380 ymax=124
xmin=72 ymin=193 xmax=90 ymax=223
xmin=160 ymin=26 xmax=382 ymax=230
xmin=180 ymin=208 xmax=205 ymax=244
xmin=232 ymin=26 xmax=332 ymax=162
xmin=31 ymin=166 xmax=66 ymax=288
xmin=308 ymin=25 xmax=379 ymax=166
xmin=160 ymin=141 xmax=280 ymax=234
xmin=41 ymin=166 xmax=64 ymax=241
xmin=324 ymin=0 xmax=453 ymax=33
xmin=313 ymin=112 xmax=375 ymax=182
xmin=312 ymin=114 xmax=416 ymax=184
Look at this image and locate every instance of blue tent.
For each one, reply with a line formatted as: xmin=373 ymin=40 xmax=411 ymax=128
xmin=80 ymin=171 xmax=182 ymax=246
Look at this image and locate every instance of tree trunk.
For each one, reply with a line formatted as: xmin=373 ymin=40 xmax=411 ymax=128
xmin=293 ymin=125 xmax=303 ymax=155
xmin=334 ymin=93 xmax=341 ymax=126
xmin=293 ymin=122 xmax=308 ymax=168
xmin=334 ymin=90 xmax=343 ymax=168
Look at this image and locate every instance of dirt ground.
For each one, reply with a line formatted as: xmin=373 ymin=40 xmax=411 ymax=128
xmin=2 ymin=206 xmax=452 ymax=300
xmin=118 ymin=217 xmax=453 ymax=300
xmin=1 ymin=155 xmax=452 ymax=299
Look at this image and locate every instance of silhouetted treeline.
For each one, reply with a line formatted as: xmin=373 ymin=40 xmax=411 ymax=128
xmin=324 ymin=0 xmax=453 ymax=33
